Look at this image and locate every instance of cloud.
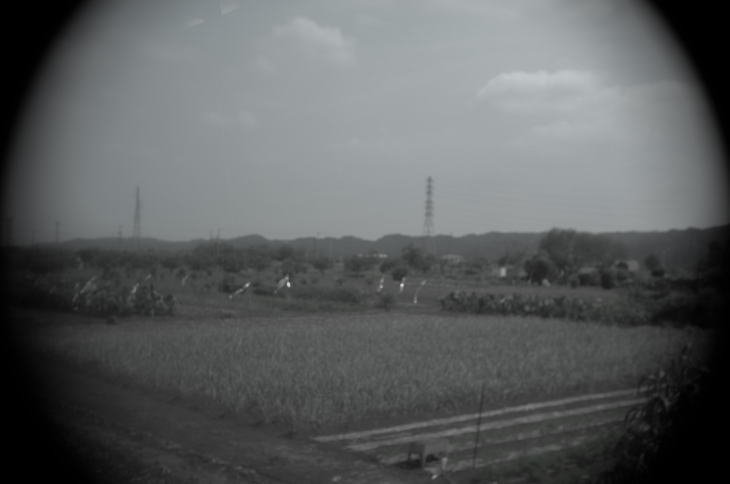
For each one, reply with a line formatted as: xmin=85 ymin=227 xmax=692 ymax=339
xmin=477 ymin=69 xmax=600 ymax=114
xmin=272 ymin=17 xmax=355 ymax=65
xmin=220 ymin=0 xmax=241 ymax=16
xmin=477 ymin=69 xmax=706 ymax=155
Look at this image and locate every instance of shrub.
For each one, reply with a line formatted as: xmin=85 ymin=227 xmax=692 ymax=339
xmin=600 ymin=269 xmax=616 ymax=289
xmin=602 ymin=345 xmax=712 ymax=483
xmin=391 ymin=266 xmax=408 ymax=281
xmin=440 ymin=291 xmax=653 ymax=326
xmin=11 ymin=274 xmax=175 ymax=317
xmin=218 ymin=274 xmax=240 ymax=294
xmin=375 ymin=293 xmax=395 ymax=310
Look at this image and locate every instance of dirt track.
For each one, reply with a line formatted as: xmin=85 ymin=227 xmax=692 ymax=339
xmin=8 ymin=352 xmax=430 ymax=484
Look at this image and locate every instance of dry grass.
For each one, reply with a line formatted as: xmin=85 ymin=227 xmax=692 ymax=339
xmin=28 ymin=312 xmax=709 ymax=430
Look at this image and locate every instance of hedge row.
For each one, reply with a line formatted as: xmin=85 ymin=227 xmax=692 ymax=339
xmin=12 ymin=275 xmax=176 ymax=318
xmin=440 ymin=291 xmax=651 ymax=326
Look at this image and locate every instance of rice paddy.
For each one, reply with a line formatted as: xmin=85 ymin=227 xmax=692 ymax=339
xmin=28 ymin=312 xmax=709 ymax=431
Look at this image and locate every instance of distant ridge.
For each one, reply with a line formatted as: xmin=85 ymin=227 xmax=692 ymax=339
xmin=39 ymin=225 xmax=729 ymax=272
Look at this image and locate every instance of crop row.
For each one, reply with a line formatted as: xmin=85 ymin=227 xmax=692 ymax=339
xmin=12 ymin=274 xmax=176 ymax=318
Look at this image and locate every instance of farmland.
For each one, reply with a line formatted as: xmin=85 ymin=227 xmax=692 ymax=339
xmin=26 ymin=310 xmax=708 ymax=432
xmin=4 ymin=241 xmax=723 ymax=482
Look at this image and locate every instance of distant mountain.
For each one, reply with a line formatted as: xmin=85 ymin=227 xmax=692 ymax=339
xmin=40 ymin=225 xmax=729 ymax=272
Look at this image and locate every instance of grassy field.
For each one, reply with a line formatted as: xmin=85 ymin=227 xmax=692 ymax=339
xmin=26 ymin=311 xmax=709 ymax=432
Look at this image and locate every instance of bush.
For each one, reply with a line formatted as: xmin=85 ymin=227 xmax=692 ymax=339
xmin=391 ymin=266 xmax=408 ymax=281
xmin=602 ymin=345 xmax=712 ymax=483
xmin=375 ymin=293 xmax=395 ymax=311
xmin=600 ymin=269 xmax=616 ymax=289
xmin=578 ymin=271 xmax=601 ymax=287
xmin=10 ymin=274 xmax=175 ymax=317
xmin=218 ymin=274 xmax=241 ymax=294
xmin=440 ymin=291 xmax=651 ymax=326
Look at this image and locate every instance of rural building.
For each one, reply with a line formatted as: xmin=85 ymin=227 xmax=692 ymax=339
xmin=357 ymin=251 xmax=388 ymax=259
xmin=441 ymin=254 xmax=465 ymax=265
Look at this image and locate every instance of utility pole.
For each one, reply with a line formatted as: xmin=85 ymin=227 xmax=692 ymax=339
xmin=133 ymin=186 xmax=141 ymax=249
xmin=422 ymin=176 xmax=435 ymax=255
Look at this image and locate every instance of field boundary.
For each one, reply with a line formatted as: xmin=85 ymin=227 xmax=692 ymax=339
xmin=314 ymin=388 xmax=638 ymax=443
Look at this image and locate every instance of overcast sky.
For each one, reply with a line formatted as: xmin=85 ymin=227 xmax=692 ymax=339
xmin=3 ymin=0 xmax=728 ymax=243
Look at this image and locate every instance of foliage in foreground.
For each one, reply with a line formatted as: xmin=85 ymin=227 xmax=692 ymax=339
xmin=601 ymin=344 xmax=716 ymax=483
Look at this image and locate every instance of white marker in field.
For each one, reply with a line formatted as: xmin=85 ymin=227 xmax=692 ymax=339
xmin=274 ymin=274 xmax=291 ymax=294
xmin=399 ymin=277 xmax=406 ymax=293
xmin=377 ymin=276 xmax=385 ymax=293
xmin=229 ymin=282 xmax=251 ymax=300
xmin=72 ymin=276 xmax=98 ymax=309
xmin=413 ymin=279 xmax=427 ymax=304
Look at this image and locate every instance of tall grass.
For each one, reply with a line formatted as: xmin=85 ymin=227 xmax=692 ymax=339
xmin=29 ymin=313 xmax=709 ymax=430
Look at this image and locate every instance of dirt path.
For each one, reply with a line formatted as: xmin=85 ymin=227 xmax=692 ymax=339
xmin=10 ymin=355 xmax=428 ymax=484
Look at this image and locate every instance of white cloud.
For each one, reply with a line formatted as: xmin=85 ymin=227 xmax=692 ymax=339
xmin=477 ymin=69 xmax=707 ymax=158
xmin=220 ymin=0 xmax=241 ymax=16
xmin=477 ymin=69 xmax=600 ymax=114
xmin=272 ymin=17 xmax=355 ymax=65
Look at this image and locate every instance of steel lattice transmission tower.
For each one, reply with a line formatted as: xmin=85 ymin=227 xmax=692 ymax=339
xmin=133 ymin=186 xmax=141 ymax=248
xmin=422 ymin=176 xmax=435 ymax=254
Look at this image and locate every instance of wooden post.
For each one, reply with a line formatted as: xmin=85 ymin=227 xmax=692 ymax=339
xmin=472 ymin=382 xmax=486 ymax=469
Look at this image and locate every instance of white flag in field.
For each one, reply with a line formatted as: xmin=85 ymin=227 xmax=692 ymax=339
xmin=413 ymin=279 xmax=427 ymax=304
xmin=274 ymin=274 xmax=291 ymax=294
xmin=229 ymin=281 xmax=251 ymax=300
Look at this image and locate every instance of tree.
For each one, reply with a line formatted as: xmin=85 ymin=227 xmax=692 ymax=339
xmin=644 ymin=253 xmax=662 ymax=272
xmin=391 ymin=265 xmax=408 ymax=281
xmin=539 ymin=228 xmax=627 ymax=274
xmin=344 ymin=255 xmax=378 ymax=274
xmin=524 ymin=254 xmax=556 ymax=284
xmin=401 ymin=244 xmax=433 ymax=272
xmin=379 ymin=259 xmax=397 ymax=274
xmin=312 ymin=257 xmax=332 ymax=274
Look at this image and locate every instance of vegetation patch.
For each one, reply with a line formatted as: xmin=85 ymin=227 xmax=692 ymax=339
xmin=440 ymin=291 xmax=651 ymax=326
xmin=27 ymin=313 xmax=708 ymax=430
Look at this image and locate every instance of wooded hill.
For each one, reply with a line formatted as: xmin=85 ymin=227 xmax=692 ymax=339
xmin=46 ymin=225 xmax=728 ymax=273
